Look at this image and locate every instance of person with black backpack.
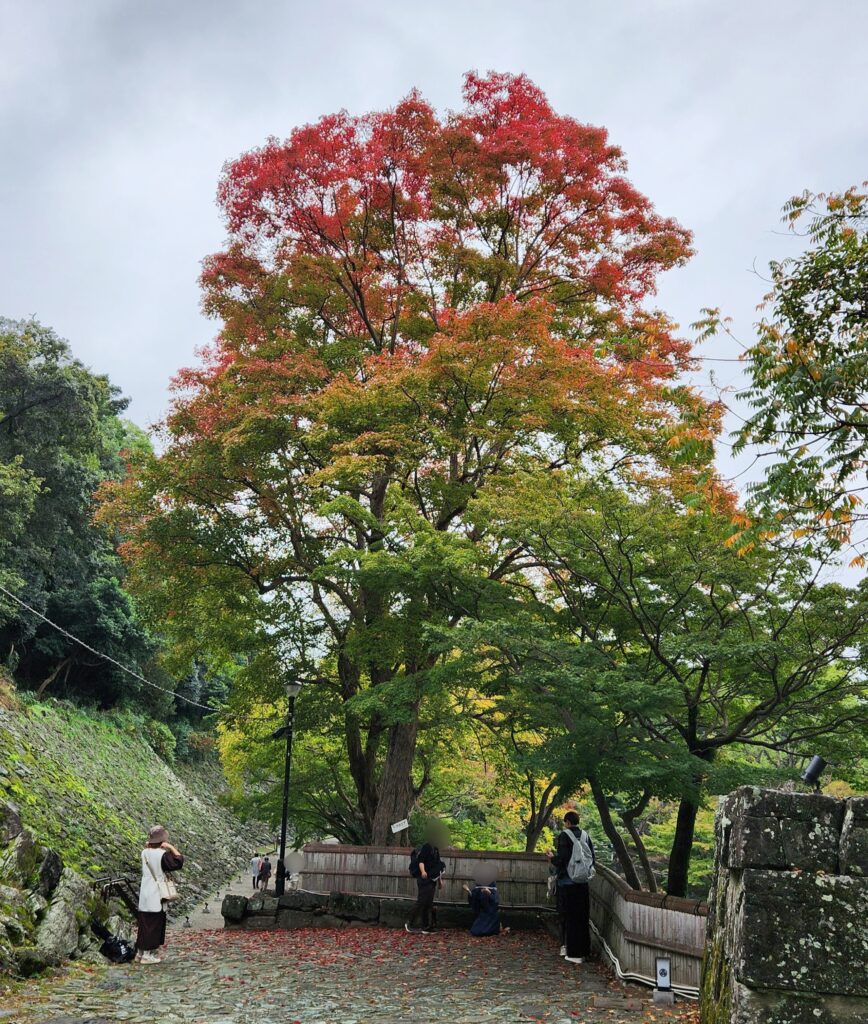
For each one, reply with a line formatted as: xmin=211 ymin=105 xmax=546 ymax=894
xmin=405 ymin=826 xmax=446 ymax=934
xmin=549 ymin=810 xmax=595 ymax=963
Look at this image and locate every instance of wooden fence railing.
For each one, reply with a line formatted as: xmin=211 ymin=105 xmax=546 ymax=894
xmin=299 ymin=843 xmax=706 ymax=993
xmin=590 ymin=864 xmax=706 ymax=996
xmin=300 ymin=842 xmax=550 ymax=907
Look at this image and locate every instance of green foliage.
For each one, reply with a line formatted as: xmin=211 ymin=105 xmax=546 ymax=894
xmin=458 ymin=471 xmax=868 ymax=892
xmin=0 ymin=318 xmax=157 ymax=708
xmin=733 ymin=184 xmax=868 ymax=559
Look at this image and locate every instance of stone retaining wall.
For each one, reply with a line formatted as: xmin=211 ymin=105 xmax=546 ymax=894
xmin=221 ymin=889 xmax=555 ymax=933
xmin=700 ymin=787 xmax=868 ymax=1024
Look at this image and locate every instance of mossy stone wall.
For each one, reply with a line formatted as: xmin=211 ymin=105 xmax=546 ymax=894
xmin=700 ymin=787 xmax=868 ymax=1024
xmin=0 ymin=698 xmax=268 ymax=905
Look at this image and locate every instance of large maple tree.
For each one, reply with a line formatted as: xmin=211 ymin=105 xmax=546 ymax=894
xmin=102 ymin=72 xmax=719 ymax=844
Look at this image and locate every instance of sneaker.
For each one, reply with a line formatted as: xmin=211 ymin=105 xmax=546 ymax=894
xmin=559 ymin=945 xmax=566 ymax=956
xmin=404 ymin=923 xmax=421 ymax=934
xmin=420 ymin=928 xmax=432 ymax=934
xmin=140 ymin=952 xmax=163 ymax=965
xmin=564 ymin=956 xmax=584 ymax=964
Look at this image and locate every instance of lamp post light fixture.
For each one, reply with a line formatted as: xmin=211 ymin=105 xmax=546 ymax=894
xmin=802 ymin=755 xmax=828 ymax=793
xmin=274 ymin=678 xmax=303 ymax=897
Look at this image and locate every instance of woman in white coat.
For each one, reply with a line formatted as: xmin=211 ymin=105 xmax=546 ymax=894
xmin=136 ymin=825 xmax=184 ymax=964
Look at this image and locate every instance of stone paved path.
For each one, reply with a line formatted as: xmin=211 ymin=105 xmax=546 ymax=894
xmin=4 ymin=927 xmax=698 ymax=1024
xmin=169 ymin=861 xmax=267 ymax=932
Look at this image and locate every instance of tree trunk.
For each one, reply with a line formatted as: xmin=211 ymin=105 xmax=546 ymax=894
xmin=339 ymin=654 xmax=379 ymax=841
xmin=371 ymin=718 xmax=419 ymax=845
xmin=36 ymin=656 xmax=72 ymax=698
xmin=588 ymin=774 xmax=642 ymax=890
xmin=666 ymin=794 xmax=699 ymax=897
xmin=525 ymin=822 xmax=552 ymax=853
xmin=524 ymin=776 xmax=561 ymax=852
xmin=344 ymin=713 xmax=377 ymax=841
xmin=622 ymin=814 xmax=658 ymax=892
xmin=525 ymin=817 xmax=552 ymax=853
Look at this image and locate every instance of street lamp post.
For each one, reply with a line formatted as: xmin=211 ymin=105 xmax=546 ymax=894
xmin=274 ymin=679 xmax=302 ymax=897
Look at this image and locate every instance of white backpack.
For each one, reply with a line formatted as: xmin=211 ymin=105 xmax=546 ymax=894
xmin=565 ymin=828 xmax=595 ymax=883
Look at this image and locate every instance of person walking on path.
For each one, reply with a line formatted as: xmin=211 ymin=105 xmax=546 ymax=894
xmin=250 ymin=852 xmax=263 ymax=890
xmin=257 ymin=855 xmax=272 ymax=892
xmin=405 ymin=827 xmax=446 ymax=934
xmin=549 ymin=810 xmax=595 ymax=964
xmin=136 ymin=825 xmax=184 ymax=965
xmin=463 ymin=870 xmax=509 ymax=937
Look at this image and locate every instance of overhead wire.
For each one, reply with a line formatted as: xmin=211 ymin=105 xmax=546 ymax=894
xmin=0 ymin=582 xmax=216 ymax=712
xmin=0 ymin=583 xmax=310 ymax=725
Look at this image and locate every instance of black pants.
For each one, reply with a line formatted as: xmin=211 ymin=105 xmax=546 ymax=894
xmin=559 ymin=882 xmax=591 ymax=958
xmin=408 ymin=880 xmax=436 ymax=929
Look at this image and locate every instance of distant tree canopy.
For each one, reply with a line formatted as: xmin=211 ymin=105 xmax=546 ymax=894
xmin=0 ymin=318 xmax=208 ymax=721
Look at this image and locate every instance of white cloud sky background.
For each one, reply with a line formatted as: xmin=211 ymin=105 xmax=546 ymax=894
xmin=1 ymin=0 xmax=866 ymax=493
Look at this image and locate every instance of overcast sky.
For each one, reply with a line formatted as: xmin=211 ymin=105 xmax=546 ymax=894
xmin=2 ymin=0 xmax=866 ymax=488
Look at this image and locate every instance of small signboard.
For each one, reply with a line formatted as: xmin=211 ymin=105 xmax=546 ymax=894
xmin=655 ymin=956 xmax=672 ymax=990
xmin=390 ymin=818 xmax=410 ymax=834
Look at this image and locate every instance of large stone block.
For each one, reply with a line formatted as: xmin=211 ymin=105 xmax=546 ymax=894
xmin=377 ymin=898 xmax=412 ymax=929
xmin=0 ymin=829 xmax=39 ymax=888
xmin=705 ymin=789 xmax=868 ymax=1024
xmin=221 ymin=893 xmax=248 ymax=923
xmin=723 ymin=788 xmax=845 ymax=871
xmin=724 ymin=788 xmax=846 ymax=826
xmin=277 ymin=890 xmax=329 ymax=913
xmin=38 ymin=849 xmax=63 ymax=897
xmin=35 ymin=868 xmax=91 ymax=960
xmin=839 ymin=798 xmax=868 ymax=876
xmin=735 ymin=869 xmax=868 ymax=996
xmin=242 ymin=914 xmax=278 ymax=930
xmin=276 ymin=908 xmax=346 ymax=929
xmin=276 ymin=908 xmax=310 ymax=929
xmin=0 ymin=801 xmax=22 ymax=844
xmin=328 ymin=892 xmax=380 ymax=922
xmin=14 ymin=945 xmax=60 ymax=977
xmin=0 ymin=883 xmax=34 ymax=943
xmin=304 ymin=913 xmax=348 ymax=929
xmin=430 ymin=903 xmax=474 ymax=929
xmin=247 ymin=895 xmax=278 ymax=915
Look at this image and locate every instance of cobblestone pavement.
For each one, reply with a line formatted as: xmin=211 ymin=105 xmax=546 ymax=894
xmin=4 ymin=927 xmax=698 ymax=1024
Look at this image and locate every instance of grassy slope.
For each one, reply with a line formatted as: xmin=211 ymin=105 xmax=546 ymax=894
xmin=0 ymin=687 xmax=267 ymax=901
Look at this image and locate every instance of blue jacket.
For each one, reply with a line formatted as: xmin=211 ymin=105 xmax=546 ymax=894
xmin=468 ymin=883 xmax=501 ymax=936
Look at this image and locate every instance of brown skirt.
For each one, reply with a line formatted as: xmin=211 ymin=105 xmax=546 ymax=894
xmin=136 ymin=910 xmax=167 ymax=951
